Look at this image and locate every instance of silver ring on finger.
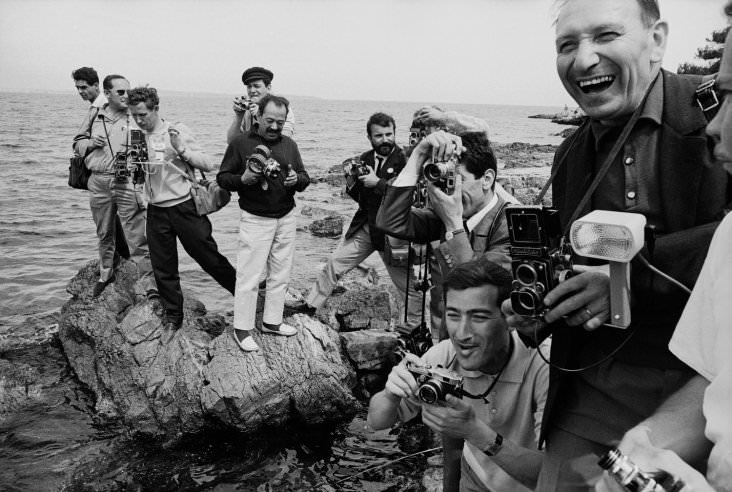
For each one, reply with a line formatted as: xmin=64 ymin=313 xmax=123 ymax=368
xmin=585 ymin=307 xmax=592 ymax=318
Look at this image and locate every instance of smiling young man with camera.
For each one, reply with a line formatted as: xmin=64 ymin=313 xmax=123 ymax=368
xmin=217 ymin=94 xmax=309 ymax=353
xmin=367 ymin=256 xmax=549 ymax=491
xmin=72 ymin=74 xmax=156 ymax=298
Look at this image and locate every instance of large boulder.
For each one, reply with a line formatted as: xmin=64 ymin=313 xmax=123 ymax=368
xmin=58 ymin=260 xmax=360 ymax=439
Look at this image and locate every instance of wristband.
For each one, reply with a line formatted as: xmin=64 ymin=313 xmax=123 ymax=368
xmin=483 ymin=432 xmax=503 ymax=456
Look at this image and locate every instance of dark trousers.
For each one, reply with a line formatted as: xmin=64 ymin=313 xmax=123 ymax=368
xmin=114 ymin=215 xmax=130 ymax=259
xmin=147 ymin=199 xmax=236 ymax=323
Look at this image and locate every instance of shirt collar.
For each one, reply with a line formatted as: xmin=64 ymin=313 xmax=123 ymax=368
xmin=590 ymin=72 xmax=664 ymax=148
xmin=91 ymin=93 xmax=107 ymax=109
xmin=465 ymin=192 xmax=498 ymax=232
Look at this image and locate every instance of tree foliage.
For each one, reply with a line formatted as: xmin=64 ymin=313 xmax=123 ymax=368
xmin=678 ymin=26 xmax=731 ymax=75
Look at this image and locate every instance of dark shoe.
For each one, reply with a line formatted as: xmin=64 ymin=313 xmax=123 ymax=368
xmin=160 ymin=320 xmax=181 ymax=344
xmin=92 ymin=274 xmax=116 ymax=298
xmin=289 ymin=301 xmax=317 ymax=315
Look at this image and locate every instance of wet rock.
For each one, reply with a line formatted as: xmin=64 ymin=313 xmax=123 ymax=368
xmin=58 ymin=260 xmax=360 ymax=439
xmin=309 ymin=215 xmax=345 ymax=238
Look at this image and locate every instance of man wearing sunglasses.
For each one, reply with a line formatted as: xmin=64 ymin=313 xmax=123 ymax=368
xmin=73 ymin=74 xmax=155 ymax=299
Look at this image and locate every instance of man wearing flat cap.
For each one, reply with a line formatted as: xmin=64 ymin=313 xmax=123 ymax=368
xmin=226 ymin=66 xmax=295 ymax=144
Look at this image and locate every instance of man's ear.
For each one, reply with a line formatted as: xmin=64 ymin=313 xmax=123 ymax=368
xmin=482 ymin=169 xmax=496 ymax=190
xmin=649 ymin=19 xmax=669 ymax=64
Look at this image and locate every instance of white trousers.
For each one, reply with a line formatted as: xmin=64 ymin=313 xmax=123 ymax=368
xmin=234 ymin=210 xmax=296 ymax=332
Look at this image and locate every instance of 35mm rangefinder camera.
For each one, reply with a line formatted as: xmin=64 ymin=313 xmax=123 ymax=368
xmin=247 ymin=144 xmax=283 ymax=179
xmin=405 ymin=360 xmax=463 ymax=404
xmin=422 ymin=153 xmax=457 ymax=195
xmin=505 ymin=205 xmax=573 ymax=318
xmin=342 ymin=156 xmax=370 ymax=178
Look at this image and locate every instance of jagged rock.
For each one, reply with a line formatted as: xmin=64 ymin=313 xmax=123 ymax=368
xmin=316 ymin=279 xmax=401 ymax=332
xmin=340 ymin=329 xmax=400 ymax=372
xmin=58 ymin=260 xmax=360 ymax=439
xmin=309 ymin=215 xmax=345 ymax=238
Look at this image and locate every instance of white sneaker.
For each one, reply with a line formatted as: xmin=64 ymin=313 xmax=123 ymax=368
xmin=260 ymin=323 xmax=297 ymax=336
xmin=234 ymin=330 xmax=259 ymax=352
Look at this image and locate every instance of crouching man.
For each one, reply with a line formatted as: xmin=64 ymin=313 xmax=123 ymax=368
xmin=367 ymin=257 xmax=549 ymax=491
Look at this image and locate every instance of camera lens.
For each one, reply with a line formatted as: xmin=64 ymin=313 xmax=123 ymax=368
xmin=423 ymin=162 xmax=445 ymax=181
xmin=418 ymin=381 xmax=443 ymax=404
xmin=511 ymin=290 xmax=541 ymax=316
xmin=515 ymin=263 xmax=538 ymax=286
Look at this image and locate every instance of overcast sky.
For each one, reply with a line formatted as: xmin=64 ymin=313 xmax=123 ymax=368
xmin=0 ymin=0 xmax=728 ymax=107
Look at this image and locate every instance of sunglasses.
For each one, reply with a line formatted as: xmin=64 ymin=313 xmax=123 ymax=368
xmin=113 ymin=89 xmax=127 ymax=96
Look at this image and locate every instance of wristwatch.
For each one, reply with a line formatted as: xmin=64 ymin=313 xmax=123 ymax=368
xmin=444 ymin=228 xmax=466 ymax=241
xmin=483 ymin=432 xmax=503 ymax=457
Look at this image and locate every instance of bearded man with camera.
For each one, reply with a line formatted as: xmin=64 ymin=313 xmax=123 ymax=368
xmin=367 ymin=256 xmax=549 ymax=491
xmin=217 ymin=94 xmax=309 ymax=353
xmin=376 ymin=130 xmax=514 ymax=341
xmin=296 ymin=112 xmax=423 ymax=331
xmin=72 ymin=74 xmax=155 ymax=298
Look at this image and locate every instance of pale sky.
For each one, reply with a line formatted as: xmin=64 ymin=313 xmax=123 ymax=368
xmin=0 ymin=0 xmax=728 ymax=106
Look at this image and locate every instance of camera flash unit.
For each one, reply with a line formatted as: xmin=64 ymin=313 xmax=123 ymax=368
xmin=570 ymin=210 xmax=646 ymax=329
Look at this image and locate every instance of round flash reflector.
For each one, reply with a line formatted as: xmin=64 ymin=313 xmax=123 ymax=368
xmin=569 ymin=211 xmax=646 ymax=262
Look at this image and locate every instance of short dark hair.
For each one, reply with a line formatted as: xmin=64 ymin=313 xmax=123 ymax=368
xmin=554 ymin=0 xmax=660 ymax=27
xmin=459 ymin=132 xmax=497 ymax=184
xmin=367 ymin=112 xmax=396 ymax=137
xmin=442 ymin=256 xmax=512 ymax=305
xmin=127 ymin=86 xmax=159 ymax=109
xmin=102 ymin=74 xmax=127 ymax=91
xmin=726 ymin=0 xmax=732 ymax=17
xmin=258 ymin=94 xmax=289 ymax=116
xmin=72 ymin=67 xmax=99 ymax=85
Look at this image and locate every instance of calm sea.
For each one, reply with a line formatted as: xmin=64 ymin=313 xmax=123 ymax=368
xmin=0 ymin=91 xmax=565 ymax=491
xmin=0 ymin=90 xmax=564 ymax=323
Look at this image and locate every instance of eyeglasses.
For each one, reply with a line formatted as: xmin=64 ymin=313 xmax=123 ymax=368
xmin=114 ymin=89 xmax=127 ymax=96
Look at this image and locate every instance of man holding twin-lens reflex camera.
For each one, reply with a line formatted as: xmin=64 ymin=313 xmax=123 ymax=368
xmin=500 ymin=0 xmax=731 ymax=490
xmin=72 ymin=74 xmax=156 ymax=299
xmin=367 ymin=257 xmax=549 ymax=491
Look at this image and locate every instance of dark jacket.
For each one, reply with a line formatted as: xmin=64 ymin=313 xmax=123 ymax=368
xmin=345 ymin=147 xmax=406 ymax=251
xmin=376 ymin=184 xmax=512 ymax=296
xmin=540 ymin=69 xmax=730 ymax=443
xmin=217 ymin=131 xmax=309 ymax=218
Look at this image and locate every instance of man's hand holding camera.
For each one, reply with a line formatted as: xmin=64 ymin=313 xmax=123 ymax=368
xmin=542 ymin=265 xmax=611 ymax=331
xmin=232 ymin=96 xmax=257 ymax=115
xmin=383 ymin=353 xmax=421 ymax=401
xmin=283 ymin=166 xmax=298 ymax=188
xmin=358 ymin=165 xmax=380 ymax=188
xmin=427 ymin=173 xmax=464 ymax=232
xmin=421 ymin=393 xmax=490 ymax=445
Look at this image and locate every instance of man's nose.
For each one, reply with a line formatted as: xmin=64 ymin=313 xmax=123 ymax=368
xmin=575 ymin=40 xmax=600 ymax=71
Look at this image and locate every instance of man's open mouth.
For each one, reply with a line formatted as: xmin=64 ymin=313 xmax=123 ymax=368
xmin=578 ymin=75 xmax=615 ymax=93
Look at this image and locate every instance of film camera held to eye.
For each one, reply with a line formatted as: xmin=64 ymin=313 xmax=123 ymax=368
xmin=405 ymin=360 xmax=463 ymax=404
xmin=422 ymin=150 xmax=458 ymax=195
xmin=505 ymin=205 xmax=574 ymax=318
xmin=114 ymin=129 xmax=148 ymax=185
xmin=342 ymin=156 xmax=370 ymax=178
xmin=246 ymin=144 xmax=284 ymax=179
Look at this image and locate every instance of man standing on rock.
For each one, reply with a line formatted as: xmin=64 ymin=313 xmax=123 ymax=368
xmin=73 ymin=74 xmax=156 ymax=299
xmin=218 ymin=95 xmax=309 ymax=352
xmin=376 ymin=130 xmax=513 ymax=341
xmin=368 ymin=256 xmax=549 ymax=491
xmin=296 ymin=112 xmax=423 ymax=332
xmin=71 ymin=66 xmax=131 ymax=265
xmin=128 ymin=86 xmax=237 ymax=343
xmin=226 ymin=66 xmax=294 ymax=144
xmin=502 ymin=0 xmax=730 ymax=490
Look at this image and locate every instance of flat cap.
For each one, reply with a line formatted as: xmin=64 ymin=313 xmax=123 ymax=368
xmin=242 ymin=67 xmax=274 ymax=85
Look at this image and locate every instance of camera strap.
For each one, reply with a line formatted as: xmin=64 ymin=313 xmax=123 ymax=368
xmin=534 ymin=83 xmax=653 ymax=236
xmin=461 ymin=335 xmax=513 ymax=404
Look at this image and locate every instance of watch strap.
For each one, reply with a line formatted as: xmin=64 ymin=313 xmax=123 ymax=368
xmin=483 ymin=432 xmax=503 ymax=456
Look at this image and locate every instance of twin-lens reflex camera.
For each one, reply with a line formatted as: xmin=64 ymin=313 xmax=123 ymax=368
xmin=505 ymin=205 xmax=574 ymax=318
xmin=405 ymin=360 xmax=463 ymax=404
xmin=246 ymin=144 xmax=284 ymax=179
xmin=396 ymin=323 xmax=433 ymax=358
xmin=598 ymin=448 xmax=686 ymax=492
xmin=114 ymin=129 xmax=148 ymax=185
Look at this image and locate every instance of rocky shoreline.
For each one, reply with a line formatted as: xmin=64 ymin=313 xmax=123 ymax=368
xmin=1 ymin=140 xmax=560 ymax=490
